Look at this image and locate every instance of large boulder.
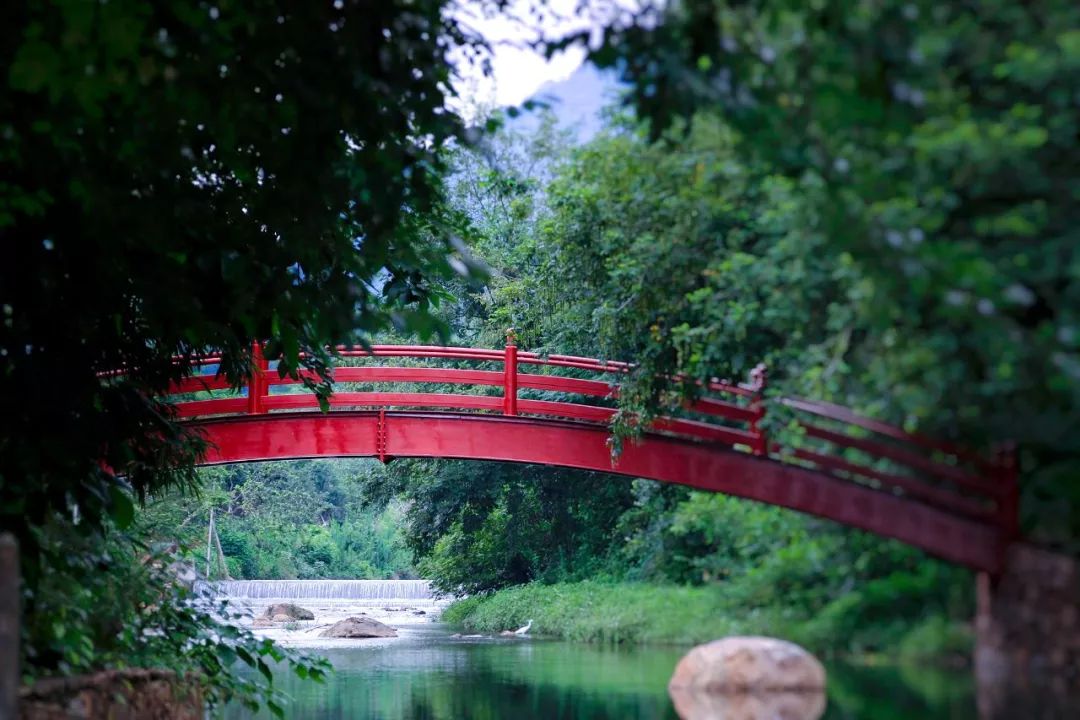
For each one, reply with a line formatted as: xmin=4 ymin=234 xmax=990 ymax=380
xmin=668 ymin=637 xmax=826 ymax=720
xmin=668 ymin=637 xmax=826 ymax=693
xmin=321 ymin=616 xmax=397 ymax=639
xmin=261 ymin=603 xmax=314 ymax=621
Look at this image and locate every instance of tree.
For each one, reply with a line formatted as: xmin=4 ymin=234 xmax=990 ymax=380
xmin=578 ymin=0 xmax=1080 ymax=548
xmin=536 ymin=115 xmax=853 ymax=422
xmin=140 ymin=460 xmax=416 ymax=580
xmin=354 ymin=459 xmax=635 ymax=595
xmin=438 ymin=109 xmax=577 ymax=347
xmin=0 ymin=0 xmax=491 ymax=695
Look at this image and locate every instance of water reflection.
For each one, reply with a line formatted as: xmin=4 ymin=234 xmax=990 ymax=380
xmin=225 ymin=626 xmax=979 ymax=719
xmin=668 ymin=689 xmax=826 ymax=720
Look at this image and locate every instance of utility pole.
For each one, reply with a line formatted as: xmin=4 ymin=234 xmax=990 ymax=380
xmin=206 ymin=508 xmax=215 ymax=579
xmin=212 ymin=513 xmax=232 ymax=580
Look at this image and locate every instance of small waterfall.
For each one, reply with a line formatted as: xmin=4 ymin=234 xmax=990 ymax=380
xmin=212 ymin=579 xmax=434 ymax=601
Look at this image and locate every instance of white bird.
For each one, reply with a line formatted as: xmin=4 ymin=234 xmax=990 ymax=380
xmin=514 ymin=619 xmax=533 ymax=635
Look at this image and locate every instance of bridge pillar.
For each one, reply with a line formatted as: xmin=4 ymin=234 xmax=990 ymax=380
xmin=503 ymin=329 xmax=518 ymax=416
xmin=246 ymin=341 xmax=268 ymax=415
xmin=975 ymin=543 xmax=1080 ymax=719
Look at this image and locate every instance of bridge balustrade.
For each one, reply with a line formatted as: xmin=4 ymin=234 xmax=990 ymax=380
xmin=161 ymin=339 xmax=1017 ymax=558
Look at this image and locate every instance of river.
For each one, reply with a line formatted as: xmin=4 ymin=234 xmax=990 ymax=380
xmin=224 ymin=625 xmax=977 ymax=719
xmin=217 ymin=580 xmax=979 ymax=719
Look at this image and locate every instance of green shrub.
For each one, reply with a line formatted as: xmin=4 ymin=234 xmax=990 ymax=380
xmin=444 ymin=581 xmax=745 ymax=645
xmin=445 ymin=579 xmax=973 ymax=663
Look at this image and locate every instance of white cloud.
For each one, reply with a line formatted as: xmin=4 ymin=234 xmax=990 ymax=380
xmin=448 ymin=0 xmax=643 ymax=114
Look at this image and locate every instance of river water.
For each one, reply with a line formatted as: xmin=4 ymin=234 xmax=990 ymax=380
xmin=219 ymin=581 xmax=978 ymax=720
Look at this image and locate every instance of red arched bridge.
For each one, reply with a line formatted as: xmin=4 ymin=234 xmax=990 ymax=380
xmin=167 ymin=340 xmax=1018 ymax=574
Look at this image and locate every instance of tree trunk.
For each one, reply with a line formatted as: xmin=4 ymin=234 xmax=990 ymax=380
xmin=1 ymin=533 xmax=20 ymax=720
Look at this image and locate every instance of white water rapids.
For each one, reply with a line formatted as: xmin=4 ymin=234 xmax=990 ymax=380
xmin=206 ymin=579 xmax=448 ymax=648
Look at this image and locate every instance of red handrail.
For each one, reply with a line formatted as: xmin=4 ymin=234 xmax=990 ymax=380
xmin=161 ymin=339 xmax=1016 ymax=538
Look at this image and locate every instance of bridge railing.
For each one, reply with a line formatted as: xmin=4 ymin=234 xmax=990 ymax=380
xmin=169 ymin=339 xmax=765 ymax=451
xmin=777 ymin=397 xmax=1018 ymax=538
xmin=164 ymin=339 xmax=1017 ymax=537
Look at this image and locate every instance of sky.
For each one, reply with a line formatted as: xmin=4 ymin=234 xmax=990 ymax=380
xmin=449 ymin=0 xmax=641 ymax=112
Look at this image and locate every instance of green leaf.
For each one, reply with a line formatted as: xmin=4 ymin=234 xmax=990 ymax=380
xmin=109 ymin=486 xmax=135 ymax=529
xmin=257 ymin=658 xmax=273 ymax=685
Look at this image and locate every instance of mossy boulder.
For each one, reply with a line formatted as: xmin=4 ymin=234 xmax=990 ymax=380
xmin=261 ymin=603 xmax=314 ymax=621
xmin=321 ymin=616 xmax=397 ymax=638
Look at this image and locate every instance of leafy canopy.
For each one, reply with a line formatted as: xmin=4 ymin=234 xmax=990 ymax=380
xmin=579 ymin=0 xmax=1080 ymax=545
xmin=1 ymin=0 xmax=485 ymax=576
xmin=0 ymin=0 xmax=495 ymax=701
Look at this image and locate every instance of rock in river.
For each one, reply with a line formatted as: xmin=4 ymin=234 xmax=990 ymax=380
xmin=262 ymin=603 xmax=314 ymax=621
xmin=668 ymin=636 xmax=825 ymax=693
xmin=668 ymin=637 xmax=826 ymax=720
xmin=321 ymin=616 xmax=398 ymax=639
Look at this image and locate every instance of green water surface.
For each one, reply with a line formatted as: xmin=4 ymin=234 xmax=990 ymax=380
xmin=225 ymin=625 xmax=976 ymax=719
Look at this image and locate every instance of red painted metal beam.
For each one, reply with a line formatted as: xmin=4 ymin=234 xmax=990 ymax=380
xmin=273 ymin=367 xmax=506 ymax=388
xmin=193 ymin=411 xmax=1003 ymax=573
xmin=518 ymin=373 xmax=614 ymax=398
xmin=168 ymin=375 xmax=232 ymax=395
xmin=262 ymin=392 xmax=504 ymax=413
xmin=175 ymin=397 xmax=249 ymax=418
xmin=503 ymin=335 xmax=518 ymax=416
xmin=246 ymin=342 xmax=268 ymax=415
xmin=782 ymin=397 xmax=988 ymax=466
xmin=799 ymin=421 xmax=997 ymax=498
xmin=688 ymin=396 xmax=757 ymax=424
xmin=787 ymin=446 xmax=997 ymax=521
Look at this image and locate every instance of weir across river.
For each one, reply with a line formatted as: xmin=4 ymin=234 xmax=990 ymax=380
xmin=212 ymin=579 xmax=436 ymax=603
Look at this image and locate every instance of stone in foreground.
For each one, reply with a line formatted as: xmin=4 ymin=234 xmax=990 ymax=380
xmin=668 ymin=636 xmax=825 ymax=693
xmin=262 ymin=603 xmax=314 ymax=621
xmin=19 ymin=669 xmax=202 ymax=720
xmin=321 ymin=616 xmax=397 ymax=639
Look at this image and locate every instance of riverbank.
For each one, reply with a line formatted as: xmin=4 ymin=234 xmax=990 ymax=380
xmin=442 ymin=580 xmax=973 ymax=662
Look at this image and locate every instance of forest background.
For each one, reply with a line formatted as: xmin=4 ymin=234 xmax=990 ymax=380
xmin=149 ymin=112 xmax=986 ymax=664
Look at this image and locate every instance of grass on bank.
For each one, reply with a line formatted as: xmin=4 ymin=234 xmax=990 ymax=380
xmin=442 ymin=580 xmax=972 ymax=661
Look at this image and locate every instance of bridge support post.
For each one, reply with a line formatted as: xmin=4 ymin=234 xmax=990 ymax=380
xmin=246 ymin=341 xmax=268 ymax=415
xmin=975 ymin=543 xmax=1080 ymax=719
xmin=503 ymin=330 xmax=518 ymax=416
xmin=376 ymin=408 xmax=389 ymax=463
xmin=994 ymin=442 xmax=1020 ymax=545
